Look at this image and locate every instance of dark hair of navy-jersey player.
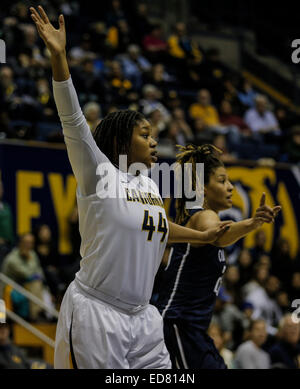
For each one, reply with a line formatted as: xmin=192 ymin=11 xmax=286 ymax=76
xmin=154 ymin=144 xmax=281 ymax=369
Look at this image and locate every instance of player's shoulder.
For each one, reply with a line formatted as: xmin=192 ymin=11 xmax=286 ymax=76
xmin=189 ymin=208 xmax=220 ymax=230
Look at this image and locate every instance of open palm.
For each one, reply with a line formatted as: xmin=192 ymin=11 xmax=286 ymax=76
xmin=30 ymin=6 xmax=66 ymax=54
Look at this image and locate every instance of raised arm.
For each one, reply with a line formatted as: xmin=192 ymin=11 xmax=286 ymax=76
xmin=30 ymin=6 xmax=110 ymax=196
xmin=189 ymin=193 xmax=281 ymax=248
xmin=30 ymin=6 xmax=69 ymax=81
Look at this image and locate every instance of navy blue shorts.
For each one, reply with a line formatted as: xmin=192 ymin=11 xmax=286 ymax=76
xmin=163 ymin=318 xmax=227 ymax=369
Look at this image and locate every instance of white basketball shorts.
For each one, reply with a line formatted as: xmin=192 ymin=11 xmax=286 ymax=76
xmin=54 ymin=281 xmax=171 ymax=369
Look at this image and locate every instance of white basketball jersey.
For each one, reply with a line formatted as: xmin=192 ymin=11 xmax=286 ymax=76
xmin=53 ymin=77 xmax=168 ymax=310
xmin=76 ymin=170 xmax=169 ymax=307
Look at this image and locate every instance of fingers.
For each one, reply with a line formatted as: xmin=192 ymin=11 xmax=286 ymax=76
xmin=259 ymin=192 xmax=266 ymax=207
xmin=216 ymin=222 xmax=232 ymax=235
xmin=219 ymin=221 xmax=234 ymax=228
xmin=38 ymin=5 xmax=50 ymax=24
xmin=29 ymin=7 xmax=43 ymax=25
xmin=255 ymin=211 xmax=274 ymax=223
xmin=273 ymin=206 xmax=281 ymax=217
xmin=30 ymin=13 xmax=44 ymax=36
xmin=59 ymin=14 xmax=65 ymax=31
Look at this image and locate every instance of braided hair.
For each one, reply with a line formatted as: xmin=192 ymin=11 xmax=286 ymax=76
xmin=175 ymin=144 xmax=223 ymax=224
xmin=93 ymin=110 xmax=146 ymax=167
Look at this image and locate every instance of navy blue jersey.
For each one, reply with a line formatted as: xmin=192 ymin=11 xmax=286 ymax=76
xmin=156 ymin=208 xmax=227 ymax=331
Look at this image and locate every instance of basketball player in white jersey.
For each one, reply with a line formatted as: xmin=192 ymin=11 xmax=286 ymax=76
xmin=30 ymin=6 xmax=231 ymax=369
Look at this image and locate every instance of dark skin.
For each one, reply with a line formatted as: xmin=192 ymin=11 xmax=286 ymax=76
xmin=128 ymin=119 xmax=158 ymax=169
xmin=30 ymin=5 xmax=231 ymax=245
xmin=162 ymin=167 xmax=281 ymax=266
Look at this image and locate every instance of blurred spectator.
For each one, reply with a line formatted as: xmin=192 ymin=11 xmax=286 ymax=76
xmin=21 ymin=24 xmax=47 ymax=70
xmin=212 ymin=287 xmax=249 ymax=351
xmin=165 ymin=90 xmax=183 ymax=112
xmin=189 ymin=89 xmax=221 ymax=126
xmin=249 ymin=229 xmax=268 ymax=265
xmin=171 ymin=108 xmax=194 ymax=142
xmin=219 ymin=100 xmax=251 ymax=136
xmin=59 ymin=205 xmax=81 ymax=289
xmin=257 ymin=254 xmax=271 ymax=270
xmin=237 ymin=249 xmax=254 ymax=286
xmin=276 ymin=291 xmax=291 ymax=316
xmin=242 ymin=264 xmax=270 ymax=300
xmin=147 ymin=109 xmax=167 ymax=140
xmin=200 ymin=48 xmax=228 ymax=84
xmin=208 ymin=323 xmax=235 ymax=368
xmin=1 ymin=233 xmax=49 ymax=321
xmin=143 ymin=63 xmax=174 ymax=95
xmin=167 ymin=22 xmax=203 ymax=64
xmin=129 ymin=2 xmax=152 ymax=43
xmin=267 ymin=314 xmax=300 ymax=369
xmin=105 ymin=60 xmax=139 ymax=106
xmin=69 ymin=33 xmax=97 ymax=67
xmin=118 ymin=44 xmax=151 ymax=90
xmin=237 ymin=79 xmax=258 ymax=109
xmin=288 ymin=272 xmax=300 ymax=303
xmin=245 ymin=275 xmax=282 ymax=335
xmin=224 ymin=265 xmax=242 ymax=306
xmin=271 ymin=238 xmax=295 ymax=289
xmin=0 ymin=181 xmax=14 ymax=265
xmin=282 ymin=126 xmax=300 ymax=164
xmin=35 ymin=77 xmax=57 ymax=123
xmin=107 ymin=19 xmax=136 ymax=54
xmin=234 ymin=319 xmax=271 ymax=369
xmin=193 ymin=117 xmax=214 ymax=144
xmin=0 ymin=321 xmax=30 ymax=369
xmin=142 ymin=24 xmax=168 ymax=63
xmin=140 ymin=84 xmax=171 ymax=123
xmin=33 ymin=224 xmax=65 ymax=300
xmin=159 ymin=120 xmax=190 ymax=147
xmin=83 ymin=102 xmax=102 ymax=133
xmin=275 ymin=107 xmax=295 ymax=133
xmin=222 ymin=78 xmax=242 ymax=113
xmin=72 ymin=59 xmax=105 ymax=105
xmin=189 ymin=89 xmax=241 ymax=151
xmin=0 ymin=321 xmax=52 ymax=369
xmin=241 ymin=301 xmax=254 ymax=324
xmin=105 ymin=0 xmax=127 ymax=27
xmin=244 ymin=95 xmax=281 ymax=138
xmin=88 ymin=22 xmax=111 ymax=58
xmin=199 ymin=49 xmax=231 ymax=104
xmin=0 ymin=66 xmax=37 ymax=139
xmin=212 ymin=134 xmax=238 ymax=163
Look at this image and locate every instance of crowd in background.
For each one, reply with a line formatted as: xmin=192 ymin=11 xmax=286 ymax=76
xmin=0 ymin=0 xmax=300 ymax=163
xmin=0 ymin=0 xmax=300 ymax=369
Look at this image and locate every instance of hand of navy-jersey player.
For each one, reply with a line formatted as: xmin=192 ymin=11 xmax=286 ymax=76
xmin=203 ymin=220 xmax=233 ymax=243
xmin=252 ymin=192 xmax=281 ymax=228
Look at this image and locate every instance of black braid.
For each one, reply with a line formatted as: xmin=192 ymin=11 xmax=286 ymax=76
xmin=93 ymin=110 xmax=145 ymax=167
xmin=175 ymin=144 xmax=224 ymax=224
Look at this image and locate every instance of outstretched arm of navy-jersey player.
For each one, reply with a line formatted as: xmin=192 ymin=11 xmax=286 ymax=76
xmin=189 ymin=193 xmax=281 ymax=248
xmin=30 ymin=6 xmax=109 ymax=196
xmin=167 ymin=220 xmax=232 ymax=245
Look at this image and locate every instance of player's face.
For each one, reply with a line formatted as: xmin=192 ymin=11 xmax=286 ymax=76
xmin=204 ymin=166 xmax=234 ymax=212
xmin=129 ymin=119 xmax=158 ymax=168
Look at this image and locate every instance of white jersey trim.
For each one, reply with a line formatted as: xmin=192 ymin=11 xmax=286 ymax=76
xmin=161 ymin=244 xmax=190 ymax=318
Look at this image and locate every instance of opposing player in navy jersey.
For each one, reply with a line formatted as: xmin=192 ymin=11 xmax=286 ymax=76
xmin=29 ymin=7 xmax=232 ymax=369
xmin=155 ymin=144 xmax=281 ymax=369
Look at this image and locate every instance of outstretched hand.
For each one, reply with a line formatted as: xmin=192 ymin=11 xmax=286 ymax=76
xmin=204 ymin=220 xmax=233 ymax=243
xmin=30 ymin=5 xmax=66 ymax=55
xmin=253 ymin=192 xmax=281 ymax=228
